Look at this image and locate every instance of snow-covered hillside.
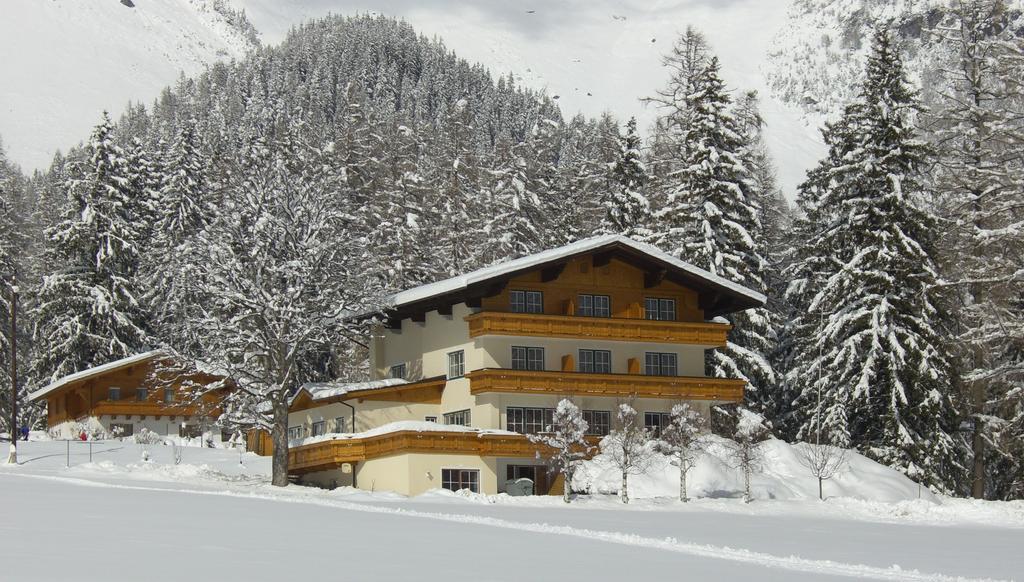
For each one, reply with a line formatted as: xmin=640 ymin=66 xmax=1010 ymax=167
xmin=0 ymin=0 xmax=258 ymax=171
xmin=767 ymin=0 xmax=1024 ymax=123
xmin=229 ymin=0 xmax=824 ymax=196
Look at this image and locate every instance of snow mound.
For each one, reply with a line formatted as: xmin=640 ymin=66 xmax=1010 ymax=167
xmin=576 ymin=436 xmax=938 ymax=503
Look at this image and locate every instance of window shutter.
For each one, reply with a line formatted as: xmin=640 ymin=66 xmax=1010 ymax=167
xmin=561 ymin=354 xmax=575 ymax=372
xmin=627 ymin=357 xmax=640 ymax=374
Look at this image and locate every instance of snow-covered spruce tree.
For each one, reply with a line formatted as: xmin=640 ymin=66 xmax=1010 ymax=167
xmin=143 ymin=119 xmax=218 ymax=353
xmin=600 ymin=403 xmax=656 ymax=504
xmin=788 ymin=28 xmax=967 ymax=493
xmin=598 ymin=117 xmax=651 ymax=239
xmin=529 ymin=399 xmax=593 ymax=503
xmin=724 ymin=407 xmax=770 ymax=503
xmin=30 ymin=113 xmax=151 ymax=386
xmin=647 ymin=37 xmax=778 ymax=416
xmin=175 ymin=132 xmax=379 ymax=486
xmin=654 ymin=403 xmax=706 ymax=502
xmin=923 ymin=0 xmax=1024 ymax=500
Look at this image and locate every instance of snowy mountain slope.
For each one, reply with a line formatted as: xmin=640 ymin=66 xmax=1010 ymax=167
xmin=767 ymin=0 xmax=1024 ymax=124
xmin=0 ymin=0 xmax=259 ymax=171
xmin=228 ymin=0 xmax=826 ymax=197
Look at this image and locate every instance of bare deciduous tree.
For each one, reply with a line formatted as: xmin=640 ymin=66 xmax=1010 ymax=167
xmin=601 ymin=403 xmax=656 ymax=504
xmin=797 ymin=442 xmax=847 ymax=500
xmin=655 ymin=403 xmax=706 ymax=502
xmin=529 ymin=399 xmax=593 ymax=503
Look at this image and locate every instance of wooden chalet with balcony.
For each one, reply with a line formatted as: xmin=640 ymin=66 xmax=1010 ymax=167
xmin=29 ymin=351 xmax=230 ymax=440
xmin=284 ymin=235 xmax=765 ymax=496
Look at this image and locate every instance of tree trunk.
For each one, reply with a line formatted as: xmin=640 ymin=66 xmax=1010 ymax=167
xmin=562 ymin=468 xmax=571 ymax=503
xmin=818 ymin=476 xmax=823 ymax=501
xmin=743 ymin=464 xmax=751 ymax=503
xmin=680 ymin=464 xmax=688 ymax=502
xmin=270 ymin=399 xmax=290 ymax=487
xmin=621 ymin=470 xmax=629 ymax=504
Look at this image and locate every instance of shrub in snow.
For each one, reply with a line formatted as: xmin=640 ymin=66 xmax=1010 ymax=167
xmin=529 ymin=399 xmax=593 ymax=503
xmin=796 ymin=438 xmax=847 ymax=501
xmin=654 ymin=403 xmax=706 ymax=502
xmin=600 ymin=403 xmax=656 ymax=504
xmin=724 ymin=408 xmax=771 ymax=503
xmin=132 ymin=428 xmax=163 ymax=446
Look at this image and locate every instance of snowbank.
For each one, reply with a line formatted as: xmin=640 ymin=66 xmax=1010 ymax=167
xmin=576 ymin=436 xmax=938 ymax=503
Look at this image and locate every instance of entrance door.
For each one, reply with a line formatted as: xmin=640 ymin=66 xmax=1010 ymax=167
xmin=507 ymin=465 xmax=548 ymax=494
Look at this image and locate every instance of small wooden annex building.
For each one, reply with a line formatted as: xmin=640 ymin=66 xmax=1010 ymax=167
xmin=29 ymin=351 xmax=230 ymax=440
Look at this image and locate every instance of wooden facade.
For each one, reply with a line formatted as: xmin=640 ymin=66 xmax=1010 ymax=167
xmin=465 ymin=311 xmax=730 ymax=346
xmin=39 ymin=354 xmax=226 ymax=427
xmin=479 ymin=255 xmax=707 ymax=323
xmin=290 ymin=430 xmax=601 ymax=474
xmin=466 ymin=368 xmax=745 ymax=401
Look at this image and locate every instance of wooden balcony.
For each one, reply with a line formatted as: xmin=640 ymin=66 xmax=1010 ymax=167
xmin=289 ymin=430 xmax=599 ymax=474
xmin=465 ymin=311 xmax=730 ymax=346
xmin=465 ymin=368 xmax=744 ymax=401
xmin=89 ymin=399 xmax=218 ymax=418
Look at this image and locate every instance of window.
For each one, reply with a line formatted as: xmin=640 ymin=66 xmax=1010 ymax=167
xmin=443 ymin=409 xmax=471 ymax=426
xmin=644 ymin=412 xmax=672 ymax=436
xmin=390 ymin=363 xmax=406 ymax=379
xmin=583 ymin=410 xmax=611 ymax=436
xmin=511 ymin=346 xmax=544 ymax=371
xmin=447 ymin=350 xmax=465 ymax=379
xmin=288 ymin=426 xmax=304 ymax=440
xmin=108 ymin=387 xmax=121 ymax=401
xmin=510 ymin=290 xmax=543 ymax=314
xmin=644 ymin=298 xmax=677 ymax=321
xmin=578 ymin=294 xmax=611 ymax=317
xmin=425 ymin=416 xmax=438 ymax=423
xmin=334 ymin=417 xmax=347 ymax=433
xmin=441 ymin=469 xmax=480 ymax=493
xmin=578 ymin=349 xmax=612 ymax=374
xmin=110 ymin=423 xmax=133 ymax=437
xmin=645 ymin=352 xmax=678 ymax=376
xmin=163 ymin=388 xmax=174 ymax=403
xmin=136 ymin=388 xmax=149 ymax=402
xmin=507 ymin=407 xmax=554 ymax=434
xmin=311 ymin=421 xmax=326 ymax=437
xmin=180 ymin=424 xmax=203 ymax=439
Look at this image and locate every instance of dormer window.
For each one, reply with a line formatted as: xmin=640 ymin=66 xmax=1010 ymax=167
xmin=108 ymin=387 xmax=121 ymax=401
xmin=510 ymin=290 xmax=543 ymax=314
xmin=578 ymin=294 xmax=610 ymax=317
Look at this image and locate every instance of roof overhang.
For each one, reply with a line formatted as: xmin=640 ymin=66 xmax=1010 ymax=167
xmin=357 ymin=235 xmax=765 ymax=326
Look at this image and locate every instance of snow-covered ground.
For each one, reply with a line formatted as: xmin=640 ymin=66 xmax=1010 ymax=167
xmin=2 ymin=439 xmax=1020 ymax=580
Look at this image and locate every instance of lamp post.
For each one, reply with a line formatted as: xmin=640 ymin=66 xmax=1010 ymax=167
xmin=6 ymin=282 xmax=17 ymax=465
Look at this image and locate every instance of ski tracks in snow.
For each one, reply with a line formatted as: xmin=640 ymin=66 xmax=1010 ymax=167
xmin=2 ymin=472 xmax=1008 ymax=582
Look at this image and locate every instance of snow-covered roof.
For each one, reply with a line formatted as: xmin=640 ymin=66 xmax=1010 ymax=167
xmin=291 ymin=420 xmax=518 ymax=447
xmin=295 ymin=378 xmax=410 ymax=403
xmin=358 ymin=234 xmax=765 ymax=319
xmin=28 ymin=350 xmax=165 ymax=402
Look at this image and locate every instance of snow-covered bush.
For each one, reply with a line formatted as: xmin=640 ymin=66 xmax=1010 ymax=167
xmin=132 ymin=428 xmax=163 ymax=445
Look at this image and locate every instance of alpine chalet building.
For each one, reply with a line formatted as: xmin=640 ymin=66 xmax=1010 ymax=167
xmin=285 ymin=235 xmax=765 ymax=495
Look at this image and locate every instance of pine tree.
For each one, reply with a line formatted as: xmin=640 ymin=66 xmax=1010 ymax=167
xmin=787 ymin=29 xmax=967 ymax=493
xmin=599 ymin=117 xmax=651 ymax=239
xmin=30 ymin=114 xmax=151 ymax=386
xmin=924 ymin=0 xmax=1024 ymax=500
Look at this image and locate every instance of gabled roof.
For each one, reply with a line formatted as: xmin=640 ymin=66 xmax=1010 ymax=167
xmin=363 ymin=234 xmax=766 ymax=322
xmin=28 ymin=350 xmax=165 ymax=402
xmin=290 ymin=376 xmax=448 ymax=411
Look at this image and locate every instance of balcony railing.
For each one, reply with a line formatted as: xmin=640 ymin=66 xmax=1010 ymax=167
xmin=465 ymin=311 xmax=730 ymax=346
xmin=465 ymin=368 xmax=744 ymax=401
xmin=289 ymin=430 xmax=599 ymax=474
xmin=89 ymin=399 xmax=216 ymax=418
